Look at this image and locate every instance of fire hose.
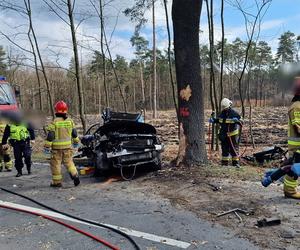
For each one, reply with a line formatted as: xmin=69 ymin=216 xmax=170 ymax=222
xmin=208 ymin=122 xmax=212 ymax=159
xmin=0 ymin=203 xmax=120 ymax=250
xmin=0 ymin=187 xmax=141 ymax=250
xmin=227 ymin=121 xmax=249 ymax=163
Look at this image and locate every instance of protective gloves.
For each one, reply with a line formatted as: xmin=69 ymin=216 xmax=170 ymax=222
xmin=43 ymin=147 xmax=51 ymax=155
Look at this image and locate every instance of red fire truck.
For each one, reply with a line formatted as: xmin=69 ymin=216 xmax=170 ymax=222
xmin=0 ymin=76 xmax=19 ymax=112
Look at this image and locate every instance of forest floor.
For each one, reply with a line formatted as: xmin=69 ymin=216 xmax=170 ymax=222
xmin=29 ymin=106 xmax=300 ymax=249
xmin=141 ymin=106 xmax=300 ymax=250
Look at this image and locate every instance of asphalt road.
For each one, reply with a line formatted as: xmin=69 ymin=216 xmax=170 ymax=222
xmin=0 ymin=163 xmax=258 ymax=250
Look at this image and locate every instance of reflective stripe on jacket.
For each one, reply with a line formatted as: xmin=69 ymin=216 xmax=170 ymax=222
xmin=45 ymin=117 xmax=79 ymax=150
xmin=217 ymin=108 xmax=241 ymax=138
xmin=288 ymin=100 xmax=300 ymax=153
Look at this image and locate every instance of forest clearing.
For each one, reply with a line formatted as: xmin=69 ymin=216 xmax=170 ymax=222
xmin=0 ymin=0 xmax=300 ymax=249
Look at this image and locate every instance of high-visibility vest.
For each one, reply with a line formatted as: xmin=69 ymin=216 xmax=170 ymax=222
xmin=288 ymin=101 xmax=300 ymax=153
xmin=45 ymin=118 xmax=76 ymax=150
xmin=9 ymin=124 xmax=29 ymax=141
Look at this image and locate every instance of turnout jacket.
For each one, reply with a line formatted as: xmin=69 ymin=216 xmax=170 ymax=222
xmin=288 ymin=95 xmax=300 ymax=154
xmin=44 ymin=115 xmax=79 ymax=150
xmin=215 ymin=108 xmax=242 ymax=140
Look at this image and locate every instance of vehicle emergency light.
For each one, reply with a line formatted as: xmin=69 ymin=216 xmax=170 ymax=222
xmin=0 ymin=76 xmax=6 ymax=81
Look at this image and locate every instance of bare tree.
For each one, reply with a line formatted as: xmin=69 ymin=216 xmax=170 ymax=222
xmin=66 ymin=0 xmax=87 ymax=131
xmin=90 ymin=0 xmax=127 ymax=111
xmin=152 ymin=0 xmax=157 ymax=118
xmin=0 ymin=0 xmax=55 ymax=116
xmin=229 ymin=0 xmax=272 ymax=117
xmin=163 ymin=0 xmax=178 ymax=117
xmin=42 ymin=0 xmax=87 ymax=130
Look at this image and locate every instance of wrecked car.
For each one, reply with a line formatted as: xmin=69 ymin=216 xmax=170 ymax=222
xmin=74 ymin=109 xmax=164 ymax=177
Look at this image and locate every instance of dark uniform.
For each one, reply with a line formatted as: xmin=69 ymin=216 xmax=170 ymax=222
xmin=215 ymin=108 xmax=242 ymax=166
xmin=2 ymin=123 xmax=35 ymax=177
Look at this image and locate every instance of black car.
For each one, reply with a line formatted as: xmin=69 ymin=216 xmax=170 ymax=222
xmin=74 ymin=109 xmax=164 ymax=177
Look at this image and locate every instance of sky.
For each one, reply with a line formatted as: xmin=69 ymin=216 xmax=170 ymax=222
xmin=0 ymin=0 xmax=299 ymax=67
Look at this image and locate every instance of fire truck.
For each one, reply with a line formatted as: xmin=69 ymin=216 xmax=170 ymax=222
xmin=0 ymin=76 xmax=19 ymax=112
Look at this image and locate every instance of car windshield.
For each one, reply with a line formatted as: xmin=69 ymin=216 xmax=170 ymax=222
xmin=0 ymin=83 xmax=16 ymax=105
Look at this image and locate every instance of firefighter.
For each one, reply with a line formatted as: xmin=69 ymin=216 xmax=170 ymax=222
xmin=44 ymin=101 xmax=80 ymax=187
xmin=210 ymin=98 xmax=242 ymax=167
xmin=263 ymin=77 xmax=300 ymax=198
xmin=1 ymin=114 xmax=35 ymax=177
xmin=0 ymin=120 xmax=12 ymax=172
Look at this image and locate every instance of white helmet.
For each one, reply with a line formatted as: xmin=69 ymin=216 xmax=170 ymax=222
xmin=221 ymin=98 xmax=232 ymax=110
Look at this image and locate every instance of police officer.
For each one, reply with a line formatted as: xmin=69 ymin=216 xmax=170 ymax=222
xmin=210 ymin=98 xmax=242 ymax=167
xmin=2 ymin=115 xmax=35 ymax=177
xmin=0 ymin=120 xmax=12 ymax=172
xmin=44 ymin=101 xmax=80 ymax=187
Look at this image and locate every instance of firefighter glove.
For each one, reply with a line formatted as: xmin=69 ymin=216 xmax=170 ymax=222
xmin=292 ymin=163 xmax=300 ymax=177
xmin=232 ymin=117 xmax=240 ymax=123
xmin=209 ymin=118 xmax=215 ymax=124
xmin=43 ymin=147 xmax=51 ymax=155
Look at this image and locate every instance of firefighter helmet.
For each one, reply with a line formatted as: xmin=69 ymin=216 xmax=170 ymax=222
xmin=221 ymin=98 xmax=232 ymax=110
xmin=55 ymin=101 xmax=68 ymax=114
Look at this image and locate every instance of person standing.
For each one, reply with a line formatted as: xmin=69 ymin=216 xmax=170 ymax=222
xmin=280 ymin=77 xmax=300 ymax=198
xmin=44 ymin=101 xmax=80 ymax=187
xmin=2 ymin=116 xmax=35 ymax=177
xmin=262 ymin=77 xmax=300 ymax=199
xmin=210 ymin=98 xmax=242 ymax=167
xmin=0 ymin=120 xmax=12 ymax=172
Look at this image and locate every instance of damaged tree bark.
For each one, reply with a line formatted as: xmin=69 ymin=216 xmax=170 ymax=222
xmin=172 ymin=0 xmax=207 ymax=166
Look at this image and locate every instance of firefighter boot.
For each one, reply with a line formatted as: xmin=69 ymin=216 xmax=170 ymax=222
xmin=283 ymin=175 xmax=300 ymax=199
xmin=221 ymin=156 xmax=230 ymax=166
xmin=70 ymin=173 xmax=80 ymax=186
xmin=50 ymin=183 xmax=62 ymax=188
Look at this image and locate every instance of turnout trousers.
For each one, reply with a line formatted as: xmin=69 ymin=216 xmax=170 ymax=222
xmin=0 ymin=144 xmax=12 ymax=171
xmin=50 ymin=149 xmax=78 ymax=185
xmin=221 ymin=135 xmax=239 ymax=166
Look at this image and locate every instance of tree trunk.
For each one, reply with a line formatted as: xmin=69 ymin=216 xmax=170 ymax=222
xmin=24 ymin=0 xmax=54 ymax=117
xmin=139 ymin=61 xmax=145 ymax=107
xmin=219 ymin=0 xmax=225 ymax=103
xmin=67 ymin=0 xmax=87 ymax=132
xmin=163 ymin=0 xmax=178 ymax=116
xmin=172 ymin=0 xmax=207 ymax=165
xmin=99 ymin=0 xmax=109 ymax=107
xmin=152 ymin=0 xmax=157 ymax=118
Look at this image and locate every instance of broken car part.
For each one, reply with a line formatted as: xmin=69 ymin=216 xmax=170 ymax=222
xmin=74 ymin=108 xmax=164 ymax=179
xmin=257 ymin=218 xmax=281 ymax=227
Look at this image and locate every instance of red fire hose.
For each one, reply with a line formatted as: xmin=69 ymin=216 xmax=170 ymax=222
xmin=0 ymin=204 xmax=120 ymax=250
xmin=227 ymin=122 xmax=248 ymax=163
